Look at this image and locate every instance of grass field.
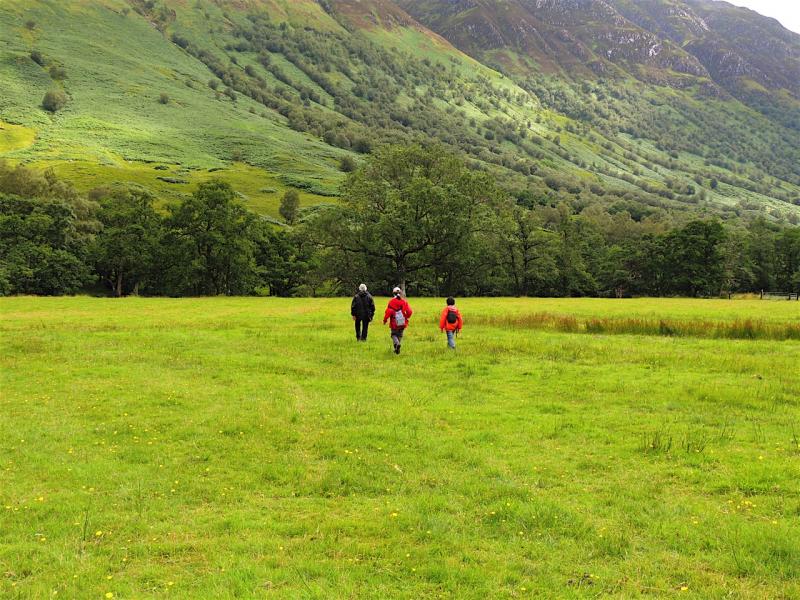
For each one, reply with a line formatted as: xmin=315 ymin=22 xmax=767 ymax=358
xmin=1 ymin=297 xmax=799 ymax=598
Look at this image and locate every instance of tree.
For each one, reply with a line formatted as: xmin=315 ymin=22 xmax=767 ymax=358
xmin=91 ymin=187 xmax=162 ymax=296
xmin=661 ymin=220 xmax=726 ymax=296
xmin=0 ymin=194 xmax=91 ymax=295
xmin=719 ymin=227 xmax=754 ymax=295
xmin=775 ymin=229 xmax=800 ymax=293
xmin=596 ymin=244 xmax=634 ymax=298
xmin=42 ymin=90 xmax=67 ymax=113
xmin=252 ymin=222 xmax=313 ymax=296
xmin=747 ymin=218 xmax=777 ymax=292
xmin=164 ymin=180 xmax=258 ymax=295
xmin=312 ymin=144 xmax=498 ymax=293
xmin=279 ymin=189 xmax=300 ymax=224
xmin=552 ymin=204 xmax=597 ymax=296
xmin=501 ymin=206 xmax=558 ymax=296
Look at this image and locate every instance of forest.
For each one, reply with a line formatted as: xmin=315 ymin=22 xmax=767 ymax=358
xmin=2 ymin=145 xmax=798 ymax=298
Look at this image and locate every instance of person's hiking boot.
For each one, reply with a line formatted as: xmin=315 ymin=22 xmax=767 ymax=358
xmin=395 ymin=344 xmax=401 ymax=355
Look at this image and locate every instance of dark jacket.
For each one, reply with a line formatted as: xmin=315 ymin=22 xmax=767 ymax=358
xmin=351 ymin=291 xmax=375 ymax=321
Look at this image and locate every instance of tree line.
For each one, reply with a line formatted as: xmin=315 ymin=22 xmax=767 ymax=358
xmin=1 ymin=148 xmax=798 ymax=298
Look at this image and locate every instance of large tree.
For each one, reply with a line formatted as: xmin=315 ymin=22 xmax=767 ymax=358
xmin=775 ymin=228 xmax=800 ymax=293
xmin=91 ymin=187 xmax=162 ymax=296
xmin=164 ymin=180 xmax=258 ymax=296
xmin=661 ymin=220 xmax=727 ymax=297
xmin=0 ymin=194 xmax=90 ymax=295
xmin=313 ymin=144 xmax=500 ymax=293
xmin=500 ymin=206 xmax=559 ymax=296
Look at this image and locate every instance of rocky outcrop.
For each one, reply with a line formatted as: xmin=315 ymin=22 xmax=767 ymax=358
xmin=395 ymin=0 xmax=799 ymax=107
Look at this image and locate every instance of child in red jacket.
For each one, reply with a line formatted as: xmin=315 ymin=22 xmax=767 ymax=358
xmin=439 ymin=297 xmax=463 ymax=349
xmin=383 ymin=287 xmax=413 ymax=354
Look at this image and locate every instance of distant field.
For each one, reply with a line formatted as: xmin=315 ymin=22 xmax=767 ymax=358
xmin=1 ymin=297 xmax=799 ymax=598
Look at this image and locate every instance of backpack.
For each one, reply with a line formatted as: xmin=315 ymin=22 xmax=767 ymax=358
xmin=394 ymin=308 xmax=406 ymax=328
xmin=446 ymin=308 xmax=458 ymax=325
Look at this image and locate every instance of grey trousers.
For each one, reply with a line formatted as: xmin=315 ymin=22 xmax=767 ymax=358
xmin=391 ymin=328 xmax=404 ymax=347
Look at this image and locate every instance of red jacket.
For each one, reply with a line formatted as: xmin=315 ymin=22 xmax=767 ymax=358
xmin=383 ymin=296 xmax=413 ymax=329
xmin=440 ymin=306 xmax=463 ymax=332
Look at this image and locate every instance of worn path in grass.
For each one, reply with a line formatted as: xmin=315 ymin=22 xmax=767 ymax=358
xmin=1 ymin=297 xmax=799 ymax=598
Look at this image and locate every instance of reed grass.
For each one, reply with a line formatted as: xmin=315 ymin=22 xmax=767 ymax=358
xmin=474 ymin=312 xmax=800 ymax=340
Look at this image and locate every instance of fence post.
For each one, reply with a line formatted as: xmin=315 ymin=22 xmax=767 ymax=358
xmin=760 ymin=290 xmax=763 ymax=300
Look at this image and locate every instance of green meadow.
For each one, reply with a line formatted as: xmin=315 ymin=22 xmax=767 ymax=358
xmin=1 ymin=297 xmax=799 ymax=598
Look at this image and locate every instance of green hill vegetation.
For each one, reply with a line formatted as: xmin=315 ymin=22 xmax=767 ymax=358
xmin=1 ymin=0 xmax=799 ymax=223
xmin=0 ymin=0 xmax=346 ymax=212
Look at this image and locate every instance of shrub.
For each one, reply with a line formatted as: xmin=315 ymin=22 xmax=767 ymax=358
xmin=159 ymin=93 xmax=170 ymax=105
xmin=352 ymin=138 xmax=371 ymax=154
xmin=279 ymin=189 xmax=300 ymax=224
xmin=208 ymin=79 xmax=219 ymax=90
xmin=49 ymin=66 xmax=67 ymax=80
xmin=30 ymin=50 xmax=44 ymax=66
xmin=42 ymin=90 xmax=67 ymax=113
xmin=25 ymin=20 xmax=36 ymax=30
xmin=339 ymin=156 xmax=357 ymax=173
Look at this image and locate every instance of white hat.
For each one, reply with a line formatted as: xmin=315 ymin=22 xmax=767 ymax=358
xmin=392 ymin=287 xmax=402 ymax=295
xmin=359 ymin=283 xmax=367 ymax=292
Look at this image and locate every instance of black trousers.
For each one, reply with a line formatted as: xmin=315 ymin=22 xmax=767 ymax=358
xmin=355 ymin=318 xmax=370 ymax=340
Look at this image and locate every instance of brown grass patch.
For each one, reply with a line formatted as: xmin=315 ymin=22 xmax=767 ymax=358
xmin=472 ymin=313 xmax=800 ymax=341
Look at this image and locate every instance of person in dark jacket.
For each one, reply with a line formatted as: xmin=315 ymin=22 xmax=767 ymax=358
xmin=351 ymin=283 xmax=375 ymax=341
xmin=382 ymin=286 xmax=413 ymax=354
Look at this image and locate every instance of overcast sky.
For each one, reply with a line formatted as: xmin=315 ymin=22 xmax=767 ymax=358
xmin=720 ymin=1 xmax=800 ymax=34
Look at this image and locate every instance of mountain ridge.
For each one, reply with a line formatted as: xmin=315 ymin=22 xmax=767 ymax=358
xmin=395 ymin=0 xmax=800 ymax=101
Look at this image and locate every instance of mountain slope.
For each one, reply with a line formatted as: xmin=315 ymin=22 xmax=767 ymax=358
xmin=395 ymin=0 xmax=800 ymax=201
xmin=0 ymin=0 xmax=798 ymax=222
xmin=0 ymin=0 xmax=348 ymax=212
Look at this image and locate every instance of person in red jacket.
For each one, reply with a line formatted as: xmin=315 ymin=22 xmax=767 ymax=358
xmin=439 ymin=296 xmax=463 ymax=349
xmin=383 ymin=286 xmax=413 ymax=354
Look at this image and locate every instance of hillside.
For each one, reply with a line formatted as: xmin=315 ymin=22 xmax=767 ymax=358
xmin=0 ymin=0 xmax=799 ymax=222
